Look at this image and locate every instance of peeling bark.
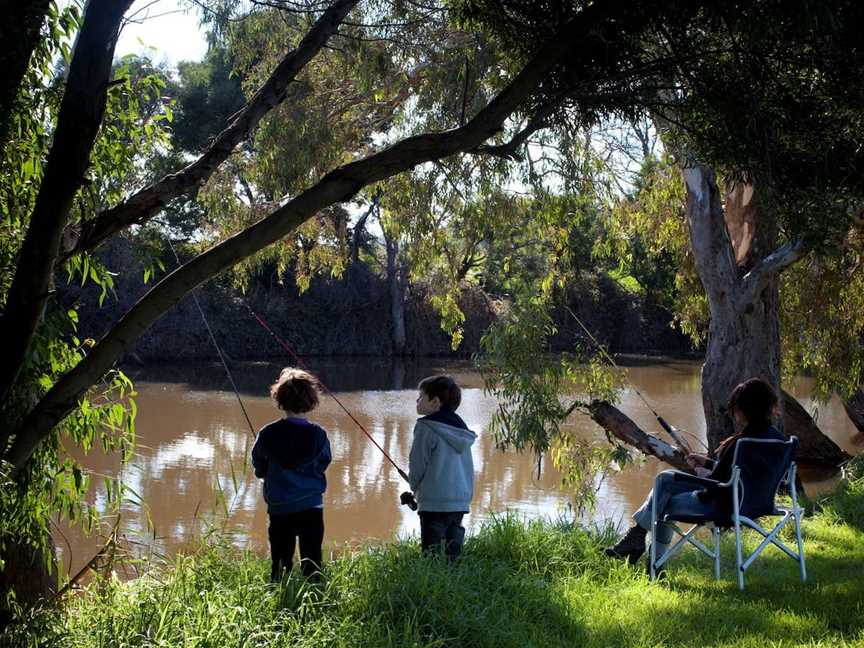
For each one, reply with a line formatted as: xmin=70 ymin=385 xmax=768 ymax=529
xmin=588 ymin=400 xmax=690 ymax=471
xmin=684 ymin=169 xmax=785 ymax=452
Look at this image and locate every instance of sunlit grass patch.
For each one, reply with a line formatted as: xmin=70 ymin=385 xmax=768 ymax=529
xmin=4 ymin=485 xmax=864 ymax=648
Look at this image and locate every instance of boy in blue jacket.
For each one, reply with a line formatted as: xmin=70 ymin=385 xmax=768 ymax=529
xmin=408 ymin=375 xmax=477 ymax=561
xmin=252 ymin=367 xmax=332 ymax=581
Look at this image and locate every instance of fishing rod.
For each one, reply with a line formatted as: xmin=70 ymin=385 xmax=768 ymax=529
xmin=162 ymin=228 xmax=414 ymax=506
xmin=246 ymin=305 xmax=413 ymax=487
xmin=563 ymin=305 xmax=707 ymax=453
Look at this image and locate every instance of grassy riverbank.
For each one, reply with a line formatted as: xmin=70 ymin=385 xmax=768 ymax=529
xmin=7 ymin=467 xmax=864 ymax=648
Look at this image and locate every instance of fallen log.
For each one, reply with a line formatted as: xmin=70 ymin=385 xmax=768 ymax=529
xmin=782 ymin=390 xmax=852 ymax=468
xmin=588 ymin=400 xmax=691 ymax=472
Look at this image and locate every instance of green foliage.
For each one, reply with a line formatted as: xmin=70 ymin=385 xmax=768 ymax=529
xmin=0 ymin=2 xmax=176 ymax=588
xmin=780 ymin=228 xmax=864 ymax=401
xmin=479 ymin=293 xmax=627 ymax=509
xmin=0 ymin=3 xmax=79 ymax=303
xmin=173 ymin=47 xmax=245 ymax=154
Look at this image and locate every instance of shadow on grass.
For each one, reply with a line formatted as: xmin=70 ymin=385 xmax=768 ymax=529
xmin=651 ymin=540 xmax=864 ymax=641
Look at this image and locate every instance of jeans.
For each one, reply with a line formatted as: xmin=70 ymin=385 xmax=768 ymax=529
xmin=268 ymin=507 xmax=324 ymax=580
xmin=419 ymin=511 xmax=466 ymax=561
xmin=633 ymin=471 xmax=722 ymax=545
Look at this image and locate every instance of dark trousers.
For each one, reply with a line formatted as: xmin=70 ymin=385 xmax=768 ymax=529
xmin=268 ymin=507 xmax=324 ymax=581
xmin=419 ymin=511 xmax=466 ymax=561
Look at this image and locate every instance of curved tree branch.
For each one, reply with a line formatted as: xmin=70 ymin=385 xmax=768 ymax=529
xmin=5 ymin=1 xmax=634 ymax=473
xmin=0 ymin=0 xmax=134 ymax=404
xmin=737 ymin=239 xmax=807 ymax=309
xmin=588 ymin=400 xmax=691 ymax=471
xmin=473 ymin=99 xmax=561 ymax=161
xmin=61 ymin=0 xmax=360 ymax=262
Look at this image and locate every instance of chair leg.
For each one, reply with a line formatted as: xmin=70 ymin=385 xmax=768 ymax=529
xmin=713 ymin=526 xmax=721 ymax=580
xmin=650 ymin=489 xmax=657 ymax=580
xmin=794 ymin=510 xmax=807 ymax=583
xmin=735 ymin=519 xmax=744 ymax=591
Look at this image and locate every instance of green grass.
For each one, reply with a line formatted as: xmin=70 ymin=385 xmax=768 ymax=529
xmin=6 ymin=466 xmax=864 ymax=648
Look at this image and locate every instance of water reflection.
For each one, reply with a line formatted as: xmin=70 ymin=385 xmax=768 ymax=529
xmin=57 ymin=358 xmax=860 ymax=579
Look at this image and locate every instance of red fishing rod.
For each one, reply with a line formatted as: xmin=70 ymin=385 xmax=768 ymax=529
xmin=247 ymin=305 xmax=413 ymax=488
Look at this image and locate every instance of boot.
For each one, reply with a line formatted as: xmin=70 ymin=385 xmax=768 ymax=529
xmin=604 ymin=525 xmax=647 ymax=564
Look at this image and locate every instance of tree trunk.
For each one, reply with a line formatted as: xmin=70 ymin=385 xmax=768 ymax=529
xmin=782 ymin=390 xmax=851 ymax=467
xmin=385 ymin=234 xmax=407 ymax=355
xmin=843 ymin=387 xmax=864 ymax=446
xmin=0 ymin=0 xmax=52 ymax=154
xmin=683 ymin=167 xmax=803 ymax=453
xmin=350 ymin=196 xmax=378 ymax=265
xmin=0 ymin=536 xmax=57 ymax=628
xmin=0 ymin=0 xmax=133 ymax=405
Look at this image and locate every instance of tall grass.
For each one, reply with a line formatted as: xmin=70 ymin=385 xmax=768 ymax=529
xmin=4 ymin=473 xmax=864 ymax=648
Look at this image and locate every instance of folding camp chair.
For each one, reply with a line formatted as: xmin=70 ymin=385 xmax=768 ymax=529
xmin=648 ymin=436 xmax=806 ymax=590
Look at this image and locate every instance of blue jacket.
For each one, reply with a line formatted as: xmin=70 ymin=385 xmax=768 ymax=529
xmin=408 ymin=409 xmax=477 ymax=513
xmin=251 ymin=417 xmax=332 ymax=514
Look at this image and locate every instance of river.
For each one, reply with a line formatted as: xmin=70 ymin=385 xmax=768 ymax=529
xmin=56 ymin=358 xmax=860 ymax=579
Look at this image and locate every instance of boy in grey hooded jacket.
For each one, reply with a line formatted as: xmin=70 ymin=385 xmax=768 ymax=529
xmin=408 ymin=375 xmax=477 ymax=560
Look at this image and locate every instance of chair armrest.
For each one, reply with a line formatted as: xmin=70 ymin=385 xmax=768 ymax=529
xmin=667 ymin=470 xmax=732 ymax=489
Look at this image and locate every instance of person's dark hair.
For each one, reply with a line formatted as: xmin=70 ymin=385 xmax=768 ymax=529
xmin=726 ymin=378 xmax=778 ymax=425
xmin=418 ymin=375 xmax=461 ymax=411
xmin=270 ymin=367 xmax=320 ymax=413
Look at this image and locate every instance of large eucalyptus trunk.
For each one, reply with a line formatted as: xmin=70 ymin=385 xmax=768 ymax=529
xmin=683 ymin=167 xmax=804 ymax=452
xmin=0 ymin=536 xmax=57 ymax=628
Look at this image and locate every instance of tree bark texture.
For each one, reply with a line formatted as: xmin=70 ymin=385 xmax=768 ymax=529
xmin=843 ymin=387 xmax=864 ymax=447
xmin=5 ymin=2 xmax=632 ymax=473
xmin=781 ymin=390 xmax=851 ymax=467
xmin=0 ymin=536 xmax=57 ymax=625
xmin=683 ymin=167 xmax=807 ymax=453
xmin=0 ymin=0 xmax=52 ymax=154
xmin=588 ymin=401 xmax=690 ymax=471
xmin=0 ymin=0 xmax=134 ymax=406
xmin=62 ymin=0 xmax=360 ymax=262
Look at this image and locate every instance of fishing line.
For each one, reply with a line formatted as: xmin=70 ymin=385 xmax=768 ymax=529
xmin=161 ymin=227 xmax=409 ymax=483
xmin=563 ymin=305 xmax=708 ymax=452
xmin=164 ymin=235 xmax=256 ymax=437
xmin=247 ymin=305 xmax=411 ymax=483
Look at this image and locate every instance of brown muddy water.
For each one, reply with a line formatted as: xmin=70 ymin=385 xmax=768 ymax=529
xmin=56 ymin=358 xmax=861 ymax=579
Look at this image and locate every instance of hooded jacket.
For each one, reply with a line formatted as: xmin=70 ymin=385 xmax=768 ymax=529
xmin=408 ymin=410 xmax=477 ymax=513
xmin=251 ymin=417 xmax=332 ymax=514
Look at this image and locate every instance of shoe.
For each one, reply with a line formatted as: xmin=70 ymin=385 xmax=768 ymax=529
xmin=604 ymin=525 xmax=647 ymax=564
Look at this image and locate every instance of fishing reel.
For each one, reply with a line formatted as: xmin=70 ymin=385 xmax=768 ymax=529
xmin=400 ymin=491 xmax=418 ymax=511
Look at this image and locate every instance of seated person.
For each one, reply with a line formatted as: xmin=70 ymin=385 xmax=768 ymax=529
xmin=604 ymin=377 xmax=784 ymax=568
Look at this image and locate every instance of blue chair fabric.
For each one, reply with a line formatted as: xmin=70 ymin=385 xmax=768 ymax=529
xmin=648 ymin=436 xmax=806 ymax=590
